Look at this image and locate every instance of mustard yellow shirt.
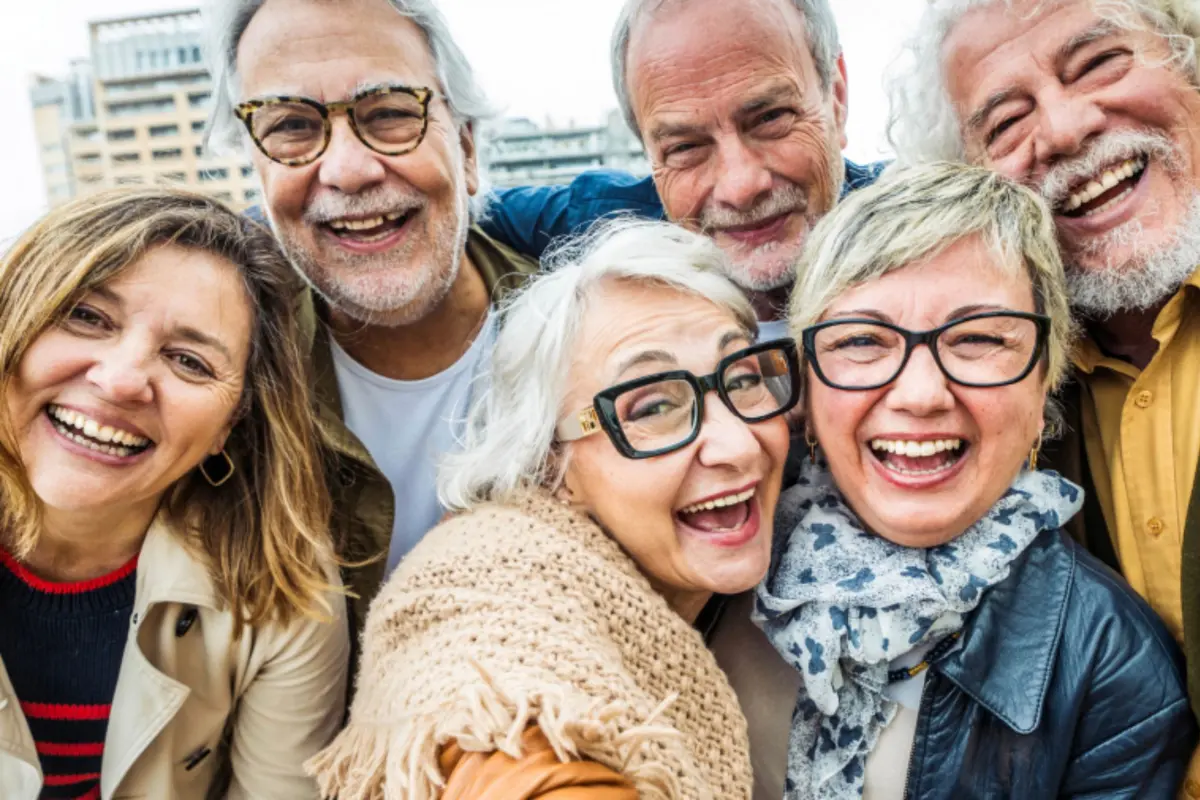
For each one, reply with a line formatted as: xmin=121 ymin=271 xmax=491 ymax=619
xmin=1075 ymin=269 xmax=1200 ymax=642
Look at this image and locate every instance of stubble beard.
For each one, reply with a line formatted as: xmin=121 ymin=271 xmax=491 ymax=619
xmin=275 ymin=182 xmax=472 ymax=328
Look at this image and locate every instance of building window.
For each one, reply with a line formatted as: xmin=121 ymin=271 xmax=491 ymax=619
xmin=112 ymin=152 xmax=141 ymax=164
xmin=244 ymin=188 xmax=261 ymax=203
xmin=106 ymin=129 xmax=136 ymax=142
xmin=80 ymin=175 xmax=102 ymax=184
xmin=198 ymin=168 xmax=229 ymax=182
xmin=192 ymin=120 xmax=206 ymax=133
xmin=213 ymin=191 xmax=234 ymax=202
xmin=194 ymin=145 xmax=204 ymax=157
xmin=240 ymin=165 xmax=254 ymax=178
xmin=157 ymin=171 xmax=186 ymax=183
xmin=107 ymin=98 xmax=176 ymax=117
xmin=77 ymin=152 xmax=101 ymax=163
xmin=188 ymin=92 xmax=212 ymax=109
xmin=152 ymin=148 xmax=183 ymax=161
xmin=149 ymin=124 xmax=179 ymax=138
xmin=115 ymin=176 xmax=143 ymax=185
xmin=178 ymin=47 xmax=188 ymax=65
xmin=192 ymin=46 xmax=202 ymax=63
xmin=149 ymin=51 xmax=158 ymax=69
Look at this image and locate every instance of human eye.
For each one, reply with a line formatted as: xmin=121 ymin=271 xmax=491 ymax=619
xmin=752 ymin=107 xmax=796 ymax=136
xmin=62 ymin=303 xmax=112 ymax=334
xmin=627 ymin=393 xmax=682 ymax=421
xmin=166 ymin=350 xmax=216 ymax=379
xmin=1069 ymin=48 xmax=1132 ymax=85
xmin=262 ymin=112 xmax=321 ymax=139
xmin=660 ymin=140 xmax=708 ymax=169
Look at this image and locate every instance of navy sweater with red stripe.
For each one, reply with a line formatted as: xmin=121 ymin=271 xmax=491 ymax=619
xmin=0 ymin=550 xmax=137 ymax=800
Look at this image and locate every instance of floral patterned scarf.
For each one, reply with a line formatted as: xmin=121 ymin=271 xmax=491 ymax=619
xmin=753 ymin=459 xmax=1083 ymax=799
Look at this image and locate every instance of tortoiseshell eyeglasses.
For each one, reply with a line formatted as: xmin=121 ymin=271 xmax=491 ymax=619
xmin=234 ymin=85 xmax=434 ymax=167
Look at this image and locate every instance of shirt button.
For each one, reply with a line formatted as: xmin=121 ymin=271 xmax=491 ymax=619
xmin=1135 ymin=390 xmax=1154 ymax=408
xmin=1147 ymin=518 xmax=1166 ymax=537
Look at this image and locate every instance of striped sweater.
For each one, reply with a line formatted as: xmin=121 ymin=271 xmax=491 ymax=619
xmin=0 ymin=549 xmax=137 ymax=799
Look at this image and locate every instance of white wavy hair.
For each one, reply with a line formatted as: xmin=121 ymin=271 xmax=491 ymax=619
xmin=610 ymin=0 xmax=842 ymax=139
xmin=887 ymin=0 xmax=1200 ymax=164
xmin=438 ymin=218 xmax=758 ymax=512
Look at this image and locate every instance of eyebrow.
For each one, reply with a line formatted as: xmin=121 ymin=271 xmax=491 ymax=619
xmin=966 ymin=20 xmax=1121 ymax=133
xmin=612 ymin=329 xmax=751 ymax=378
xmin=1058 ymin=20 xmax=1120 ymax=64
xmin=83 ymin=286 xmax=235 ymax=364
xmin=825 ymin=308 xmax=893 ymax=323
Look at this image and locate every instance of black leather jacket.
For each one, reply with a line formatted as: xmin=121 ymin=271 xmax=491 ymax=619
xmin=906 ymin=530 xmax=1196 ymax=798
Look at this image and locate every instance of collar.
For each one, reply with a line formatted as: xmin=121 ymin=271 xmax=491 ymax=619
xmin=135 ymin=515 xmax=220 ymax=611
xmin=935 ymin=531 xmax=1074 ymax=734
xmin=1073 ymin=263 xmax=1200 ymax=376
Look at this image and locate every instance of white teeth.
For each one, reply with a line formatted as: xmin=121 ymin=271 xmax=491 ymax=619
xmin=1062 ymin=158 xmax=1145 ymax=212
xmin=679 ymin=486 xmax=757 ymax=516
xmin=870 ymin=438 xmax=963 ymax=455
xmin=46 ymin=405 xmax=150 ymax=450
xmin=328 ymin=211 xmax=406 ymax=232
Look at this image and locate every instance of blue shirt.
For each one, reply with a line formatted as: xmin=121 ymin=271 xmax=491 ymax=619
xmin=481 ymin=159 xmax=887 ymax=259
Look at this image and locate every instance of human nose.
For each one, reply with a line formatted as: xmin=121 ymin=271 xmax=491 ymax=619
xmin=86 ymin=339 xmax=154 ymax=406
xmin=316 ymin=116 xmax=387 ymax=194
xmin=711 ymin=137 xmax=774 ymax=210
xmin=695 ymin=392 xmax=763 ymax=470
xmin=883 ymin=345 xmax=955 ymax=417
xmin=1033 ymin=89 xmax=1107 ymax=165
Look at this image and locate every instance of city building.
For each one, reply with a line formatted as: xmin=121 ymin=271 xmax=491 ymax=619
xmin=484 ymin=111 xmax=650 ymax=188
xmin=30 ymin=9 xmax=258 ymax=211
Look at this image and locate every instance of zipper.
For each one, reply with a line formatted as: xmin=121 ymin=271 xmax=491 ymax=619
xmin=902 ymin=672 xmax=935 ymax=800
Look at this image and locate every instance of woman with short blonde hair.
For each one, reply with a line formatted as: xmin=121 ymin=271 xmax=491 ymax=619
xmin=0 ymin=188 xmax=347 ymax=799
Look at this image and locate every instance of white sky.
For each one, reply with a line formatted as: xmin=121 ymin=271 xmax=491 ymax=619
xmin=1 ymin=0 xmax=926 ymax=241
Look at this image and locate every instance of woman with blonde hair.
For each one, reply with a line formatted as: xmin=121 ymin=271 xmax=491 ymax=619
xmin=0 ymin=188 xmax=348 ymax=799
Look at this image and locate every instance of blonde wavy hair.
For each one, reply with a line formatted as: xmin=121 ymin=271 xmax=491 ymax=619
xmin=0 ymin=188 xmax=336 ymax=629
xmin=887 ymin=0 xmax=1200 ymax=164
xmin=791 ymin=162 xmax=1076 ymax=414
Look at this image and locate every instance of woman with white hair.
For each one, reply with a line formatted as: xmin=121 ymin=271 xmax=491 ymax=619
xmin=309 ymin=219 xmax=800 ymax=799
xmin=761 ymin=161 xmax=1195 ymax=798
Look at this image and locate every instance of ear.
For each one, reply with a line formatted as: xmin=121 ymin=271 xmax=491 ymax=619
xmin=460 ymin=122 xmax=480 ymax=196
xmin=831 ymin=53 xmax=849 ymax=150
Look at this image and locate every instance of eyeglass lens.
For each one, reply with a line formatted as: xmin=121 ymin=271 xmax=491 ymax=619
xmin=811 ymin=315 xmax=1040 ymax=388
xmin=610 ymin=347 xmax=795 ymax=454
xmin=249 ymin=92 xmax=427 ymax=162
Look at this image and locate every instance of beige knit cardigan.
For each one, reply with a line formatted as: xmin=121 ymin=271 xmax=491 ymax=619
xmin=308 ymin=490 xmax=752 ymax=800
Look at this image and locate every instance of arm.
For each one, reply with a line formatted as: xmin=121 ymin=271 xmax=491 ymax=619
xmin=481 ymin=170 xmax=664 ymax=259
xmin=1063 ymin=698 xmax=1194 ymax=798
xmin=440 ymin=727 xmax=638 ymax=800
xmin=224 ymin=584 xmax=351 ymax=799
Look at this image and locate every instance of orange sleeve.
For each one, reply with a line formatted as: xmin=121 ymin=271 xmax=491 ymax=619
xmin=438 ymin=727 xmax=638 ymax=800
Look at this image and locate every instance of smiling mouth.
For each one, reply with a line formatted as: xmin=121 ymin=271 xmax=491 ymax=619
xmin=869 ymin=438 xmax=967 ymax=477
xmin=1058 ymin=157 xmax=1147 ymax=218
xmin=676 ymin=486 xmax=756 ymax=532
xmin=323 ymin=210 xmax=416 ymax=244
xmin=46 ymin=405 xmax=153 ymax=459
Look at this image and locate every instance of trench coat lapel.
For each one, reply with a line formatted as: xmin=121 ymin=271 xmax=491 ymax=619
xmin=0 ymin=657 xmax=40 ymax=800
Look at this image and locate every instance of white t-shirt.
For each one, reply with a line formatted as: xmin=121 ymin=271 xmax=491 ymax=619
xmin=330 ymin=314 xmax=497 ymax=574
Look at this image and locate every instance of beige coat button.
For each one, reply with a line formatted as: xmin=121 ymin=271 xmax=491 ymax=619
xmin=1135 ymin=390 xmax=1154 ymax=409
xmin=1147 ymin=518 xmax=1165 ymax=537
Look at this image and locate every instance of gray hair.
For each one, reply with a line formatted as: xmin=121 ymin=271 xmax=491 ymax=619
xmin=611 ymin=0 xmax=842 ymax=139
xmin=439 ymin=218 xmax=758 ymax=511
xmin=887 ymin=0 xmax=1200 ymax=164
xmin=792 ymin=162 xmax=1076 ymax=401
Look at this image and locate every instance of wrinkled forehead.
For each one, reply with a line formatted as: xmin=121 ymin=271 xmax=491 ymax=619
xmin=236 ymin=0 xmax=440 ymax=102
xmin=626 ymin=0 xmax=820 ymax=116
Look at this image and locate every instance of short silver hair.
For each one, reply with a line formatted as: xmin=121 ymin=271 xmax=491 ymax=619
xmin=887 ymin=0 xmax=1200 ymax=164
xmin=611 ymin=0 xmax=842 ymax=139
xmin=203 ymin=0 xmax=493 ymax=147
xmin=439 ymin=218 xmax=758 ymax=511
xmin=792 ymin=162 xmax=1076 ymax=403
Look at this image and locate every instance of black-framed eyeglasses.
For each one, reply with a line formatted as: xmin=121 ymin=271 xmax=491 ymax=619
xmin=556 ymin=339 xmax=801 ymax=460
xmin=234 ymin=85 xmax=435 ymax=167
xmin=801 ymin=311 xmax=1051 ymax=391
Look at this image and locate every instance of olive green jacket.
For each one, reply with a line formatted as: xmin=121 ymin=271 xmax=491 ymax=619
xmin=298 ymin=227 xmax=537 ymax=635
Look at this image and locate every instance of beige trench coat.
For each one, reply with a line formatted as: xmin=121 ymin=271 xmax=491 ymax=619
xmin=0 ymin=516 xmax=349 ymax=799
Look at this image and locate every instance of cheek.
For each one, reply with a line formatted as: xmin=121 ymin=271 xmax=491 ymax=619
xmin=654 ymin=166 xmax=708 ymax=224
xmin=770 ymin=128 xmax=837 ymax=200
xmin=261 ymin=161 xmax=313 ymax=220
xmin=566 ymin=443 xmax=687 ymax=548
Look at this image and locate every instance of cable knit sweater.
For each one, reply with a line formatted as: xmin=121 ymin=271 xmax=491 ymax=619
xmin=308 ymin=490 xmax=752 ymax=800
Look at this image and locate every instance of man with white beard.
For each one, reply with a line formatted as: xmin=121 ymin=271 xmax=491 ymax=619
xmin=204 ymin=0 xmax=536 ymax=628
xmin=890 ymin=0 xmax=1200 ymax=730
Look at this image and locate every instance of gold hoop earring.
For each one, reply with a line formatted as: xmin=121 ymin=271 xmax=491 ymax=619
xmin=200 ymin=450 xmax=236 ymax=487
xmin=1029 ymin=431 xmax=1044 ymax=472
xmin=805 ymin=429 xmax=819 ymax=463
